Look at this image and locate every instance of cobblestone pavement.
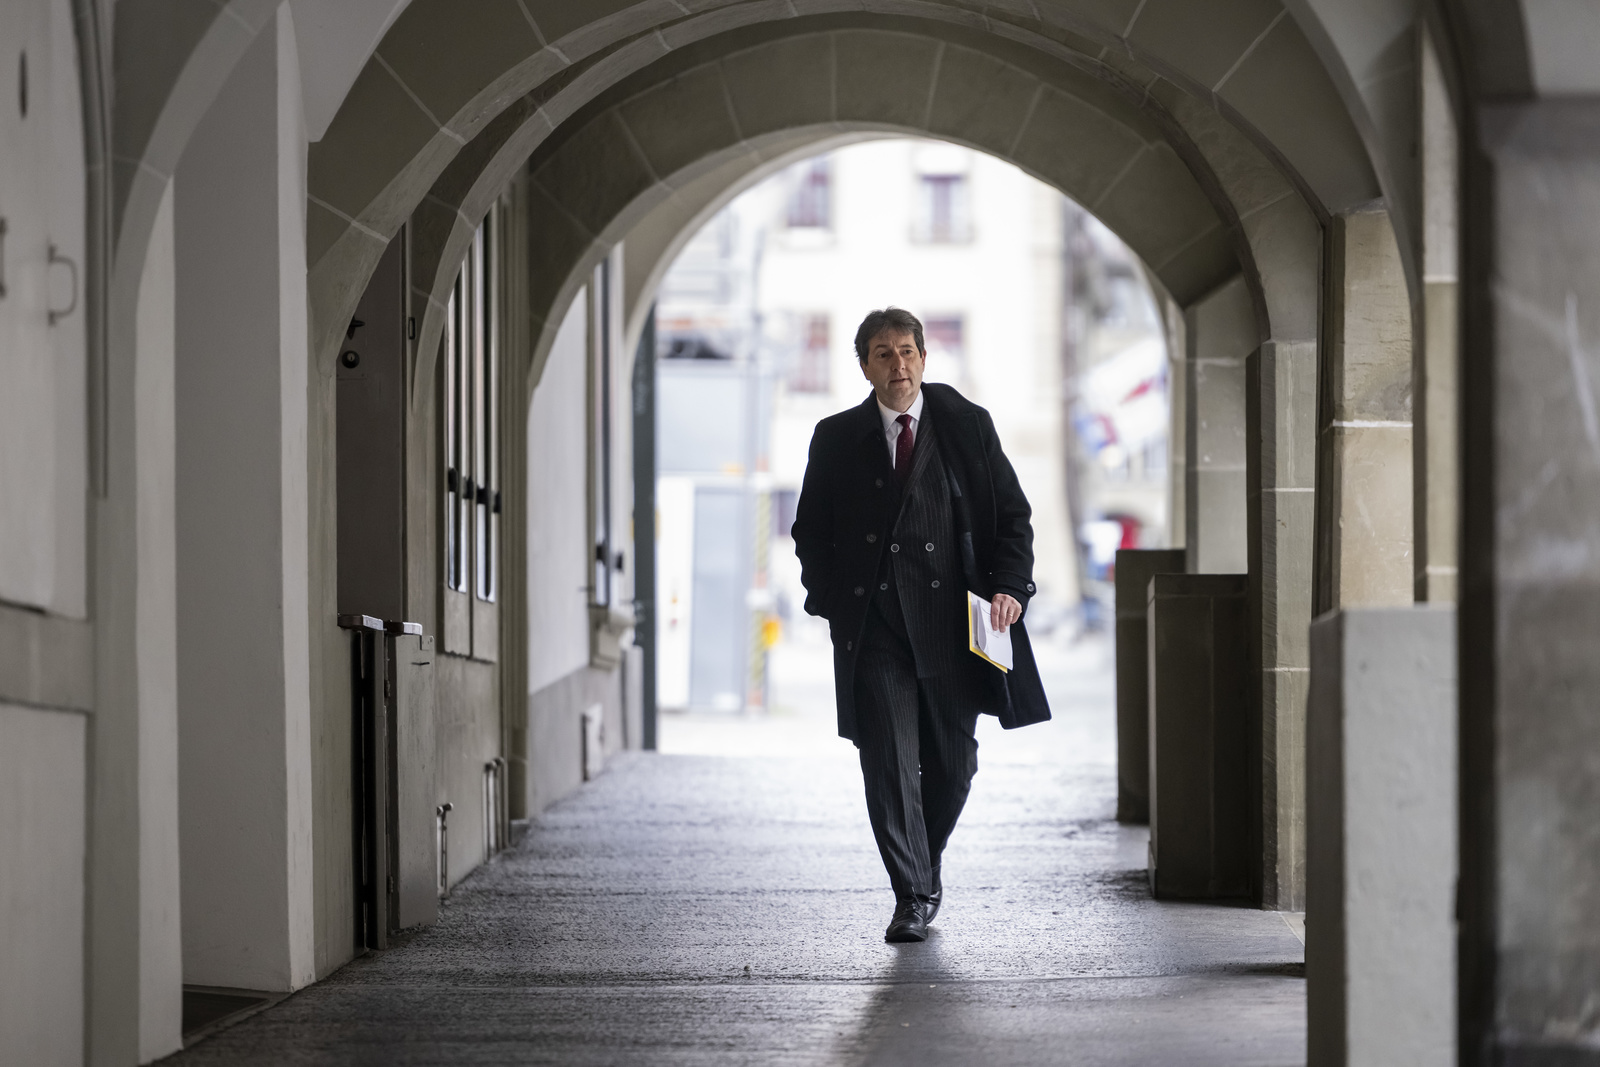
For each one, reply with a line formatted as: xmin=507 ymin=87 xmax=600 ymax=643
xmin=169 ymin=635 xmax=1305 ymax=1065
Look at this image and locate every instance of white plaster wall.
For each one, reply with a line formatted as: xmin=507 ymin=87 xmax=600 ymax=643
xmin=0 ymin=0 xmax=86 ymax=618
xmin=275 ymin=7 xmax=317 ymax=987
xmin=136 ymin=182 xmax=184 ymax=1062
xmin=527 ymin=292 xmax=593 ymax=693
xmin=174 ymin=6 xmax=315 ymax=992
xmin=0 ymin=703 xmax=86 ymax=1067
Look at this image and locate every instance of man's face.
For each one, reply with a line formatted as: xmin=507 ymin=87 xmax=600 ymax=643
xmin=860 ymin=328 xmax=926 ymax=412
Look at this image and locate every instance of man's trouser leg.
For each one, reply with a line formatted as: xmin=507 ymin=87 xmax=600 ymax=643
xmin=918 ymin=671 xmax=979 ymax=868
xmin=854 ymin=606 xmax=980 ymax=904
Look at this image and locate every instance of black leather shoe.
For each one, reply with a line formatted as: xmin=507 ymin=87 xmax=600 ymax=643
xmin=925 ymin=865 xmax=942 ymax=925
xmin=885 ymin=899 xmax=928 ymax=943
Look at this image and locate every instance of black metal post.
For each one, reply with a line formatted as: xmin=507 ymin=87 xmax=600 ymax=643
xmin=632 ymin=306 xmax=658 ymax=749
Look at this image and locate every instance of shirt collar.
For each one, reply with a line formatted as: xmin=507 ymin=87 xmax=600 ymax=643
xmin=877 ymin=389 xmax=924 ymax=434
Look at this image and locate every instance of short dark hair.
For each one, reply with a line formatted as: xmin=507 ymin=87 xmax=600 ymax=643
xmin=854 ymin=307 xmax=925 ymax=363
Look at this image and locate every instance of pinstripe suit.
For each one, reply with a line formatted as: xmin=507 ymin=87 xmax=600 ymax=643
xmin=854 ymin=410 xmax=985 ymax=903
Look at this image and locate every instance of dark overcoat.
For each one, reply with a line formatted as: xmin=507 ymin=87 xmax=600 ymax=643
xmin=790 ymin=383 xmax=1052 ymax=742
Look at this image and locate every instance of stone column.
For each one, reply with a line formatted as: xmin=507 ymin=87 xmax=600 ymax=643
xmin=1317 ymin=207 xmax=1414 ymax=611
xmin=1163 ymin=294 xmax=1187 ymax=552
xmin=1415 ymin=31 xmax=1458 ymax=604
xmin=1307 ymin=606 xmax=1456 ymax=1067
xmin=1247 ymin=338 xmax=1317 ymax=910
xmin=1114 ymin=548 xmax=1186 ymax=823
xmin=172 ymin=9 xmax=316 ymax=992
xmin=1147 ymin=573 xmax=1250 ymax=900
xmin=1459 ymin=97 xmax=1600 ymax=1063
xmin=1184 ymin=276 xmax=1252 ymax=574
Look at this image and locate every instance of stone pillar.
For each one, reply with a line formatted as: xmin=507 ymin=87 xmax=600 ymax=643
xmin=1247 ymin=338 xmax=1317 ymax=910
xmin=172 ymin=10 xmax=316 ymax=992
xmin=1164 ymin=294 xmax=1187 ymax=552
xmin=1415 ymin=31 xmax=1458 ymax=604
xmin=1147 ymin=573 xmax=1250 ymax=899
xmin=1307 ymin=606 xmax=1456 ymax=1067
xmin=1113 ymin=548 xmax=1186 ymax=823
xmin=1317 ymin=207 xmax=1414 ymax=611
xmin=1184 ymin=276 xmax=1252 ymax=574
xmin=89 ymin=179 xmax=186 ymax=1066
xmin=1459 ymin=97 xmax=1600 ymax=1063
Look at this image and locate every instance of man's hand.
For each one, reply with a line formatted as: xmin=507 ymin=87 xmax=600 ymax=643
xmin=990 ymin=593 xmax=1022 ymax=634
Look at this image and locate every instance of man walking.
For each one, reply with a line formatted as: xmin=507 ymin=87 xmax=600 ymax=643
xmin=791 ymin=307 xmax=1050 ymax=943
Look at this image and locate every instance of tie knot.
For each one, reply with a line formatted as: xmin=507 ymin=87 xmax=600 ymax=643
xmin=897 ymin=414 xmax=912 ymax=429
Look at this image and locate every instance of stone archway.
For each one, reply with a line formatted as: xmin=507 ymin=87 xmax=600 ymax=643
xmin=374 ymin=11 xmax=1341 ymax=914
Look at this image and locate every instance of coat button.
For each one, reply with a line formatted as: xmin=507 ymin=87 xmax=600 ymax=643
xmin=875 ymin=478 xmax=884 ymax=488
xmin=931 ymin=580 xmax=941 ymax=589
xmin=925 ymin=542 xmax=934 ymax=551
xmin=866 ymin=534 xmax=877 ymax=543
xmin=846 ymin=641 xmax=853 ymax=651
xmin=1027 ymin=582 xmax=1035 ymax=593
xmin=879 ymin=583 xmax=888 ymax=591
xmin=854 ymin=587 xmax=864 ymax=596
xmin=890 ymin=544 xmax=900 ymax=553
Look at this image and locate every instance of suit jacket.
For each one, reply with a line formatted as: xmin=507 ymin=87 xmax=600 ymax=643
xmin=791 ymin=383 xmax=1051 ymax=741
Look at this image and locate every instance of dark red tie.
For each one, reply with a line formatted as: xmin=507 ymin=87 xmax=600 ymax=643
xmin=894 ymin=413 xmax=914 ymax=485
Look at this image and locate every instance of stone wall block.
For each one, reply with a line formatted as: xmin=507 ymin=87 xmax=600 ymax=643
xmin=720 ymin=35 xmax=834 ymax=136
xmin=1327 ymin=426 xmax=1414 ymax=606
xmin=832 ymin=30 xmax=941 ymax=128
xmin=1240 ymin=195 xmax=1321 ymax=342
xmin=1307 ymin=606 xmax=1456 ymax=1067
xmin=1331 ymin=211 xmax=1414 ymax=424
xmin=619 ymin=67 xmax=743 ymax=182
xmin=377 ymin=0 xmax=542 ymax=128
xmin=1260 ymin=484 xmax=1316 ymax=671
xmin=1262 ymin=665 xmax=1308 ymax=910
xmin=925 ymin=45 xmax=1039 ymax=154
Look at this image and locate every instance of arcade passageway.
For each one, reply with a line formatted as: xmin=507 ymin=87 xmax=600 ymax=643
xmin=168 ymin=640 xmax=1305 ymax=1066
xmin=7 ymin=1 xmax=1600 ymax=1064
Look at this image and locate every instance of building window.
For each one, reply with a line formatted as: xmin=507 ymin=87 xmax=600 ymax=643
xmin=444 ymin=212 xmax=499 ymax=603
xmin=914 ymin=173 xmax=971 ymax=243
xmin=785 ymin=157 xmax=832 ymax=229
xmin=922 ymin=314 xmax=966 ymax=385
xmin=790 ymin=313 xmax=831 ymax=394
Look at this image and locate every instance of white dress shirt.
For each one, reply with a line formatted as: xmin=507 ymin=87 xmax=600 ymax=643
xmin=877 ymin=389 xmax=925 ymax=469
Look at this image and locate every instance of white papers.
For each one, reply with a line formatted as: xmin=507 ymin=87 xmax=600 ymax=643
xmin=967 ymin=592 xmax=1014 ymax=672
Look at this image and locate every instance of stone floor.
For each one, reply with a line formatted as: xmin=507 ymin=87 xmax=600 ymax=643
xmin=167 ymin=634 xmax=1306 ymax=1065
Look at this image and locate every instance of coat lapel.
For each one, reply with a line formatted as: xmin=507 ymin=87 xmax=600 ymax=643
xmin=853 ymin=393 xmax=893 ymax=480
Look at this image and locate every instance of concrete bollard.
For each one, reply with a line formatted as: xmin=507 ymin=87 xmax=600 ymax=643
xmin=1114 ymin=549 xmax=1187 ymax=823
xmin=1307 ymin=606 xmax=1456 ymax=1067
xmin=1147 ymin=573 xmax=1249 ymax=899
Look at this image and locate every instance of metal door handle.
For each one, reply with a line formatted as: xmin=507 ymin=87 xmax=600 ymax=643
xmin=48 ymin=245 xmax=77 ymax=324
